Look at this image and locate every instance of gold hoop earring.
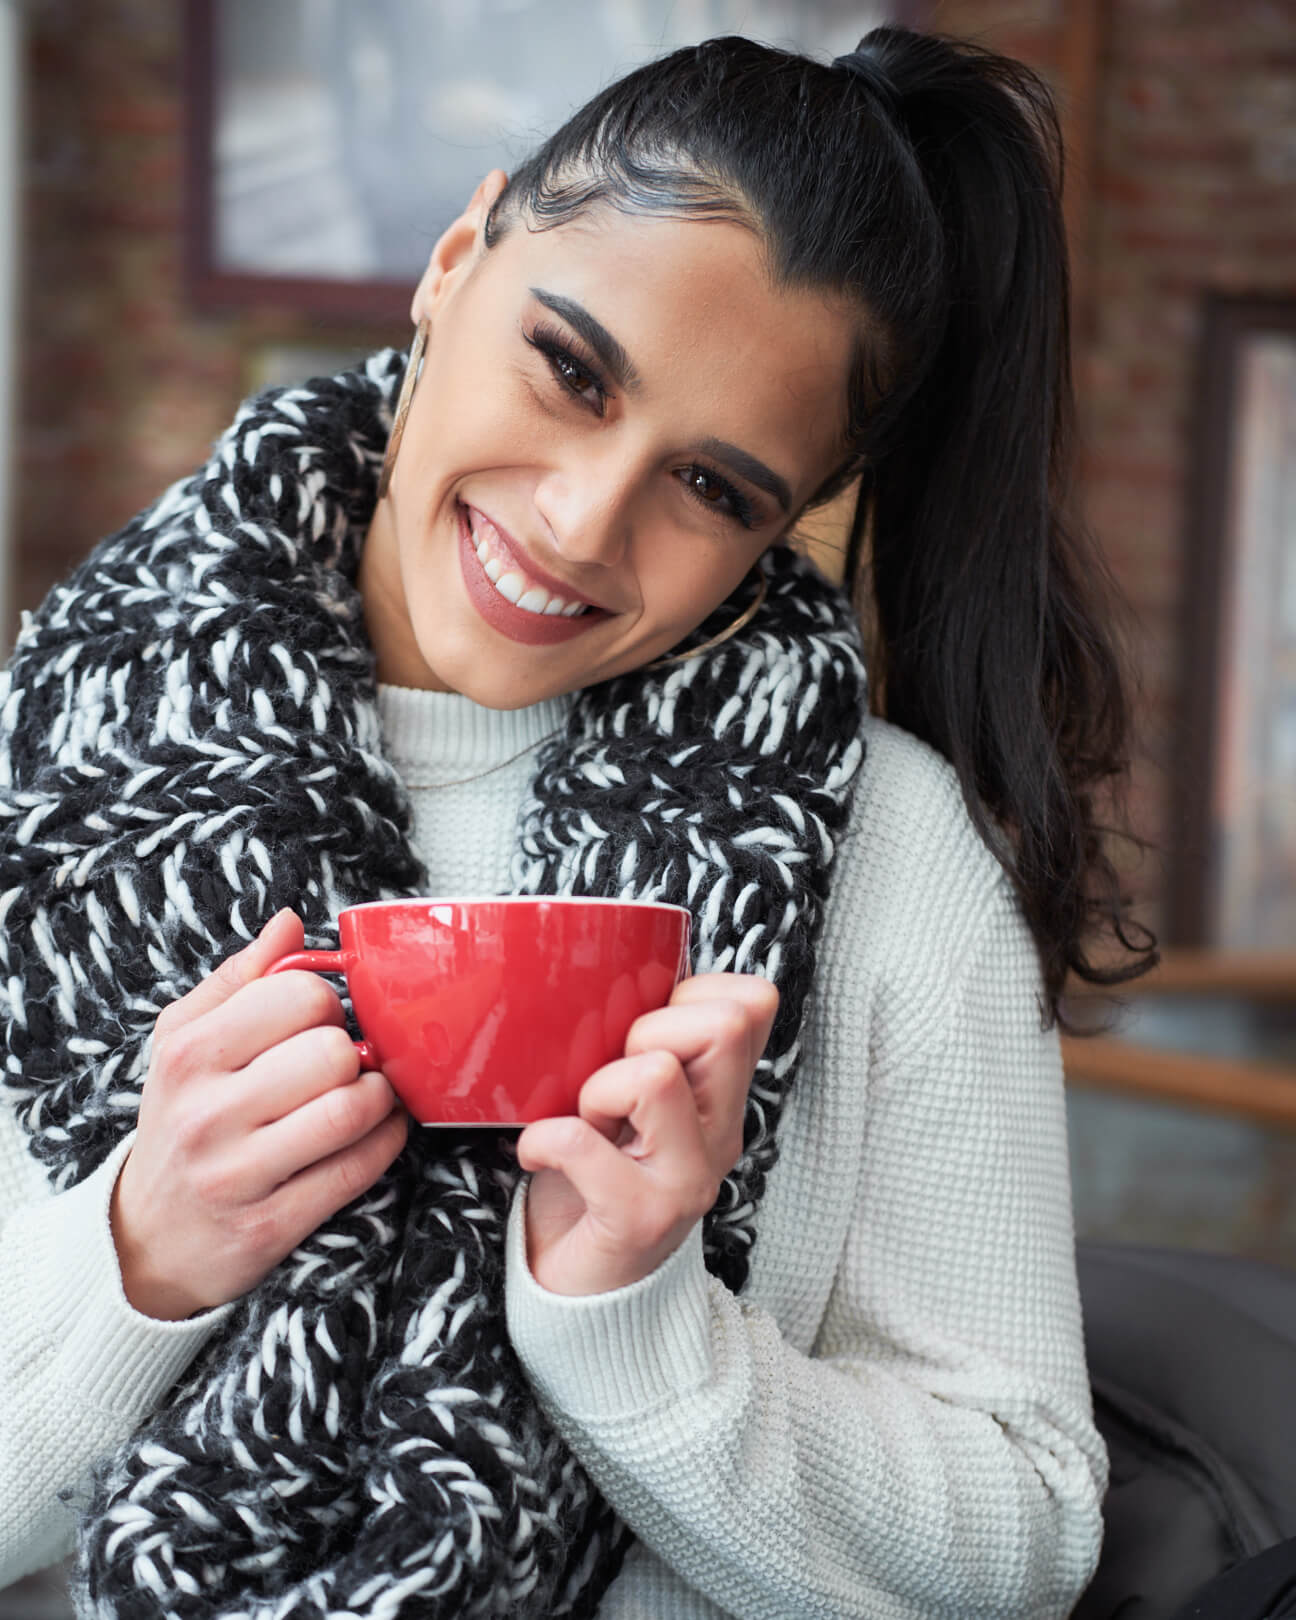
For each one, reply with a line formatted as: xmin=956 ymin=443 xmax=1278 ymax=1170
xmin=377 ymin=318 xmax=430 ymax=501
xmin=646 ymin=568 xmax=769 ymax=671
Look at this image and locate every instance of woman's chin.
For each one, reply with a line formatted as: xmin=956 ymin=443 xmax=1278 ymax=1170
xmin=411 ymin=646 xmax=593 ymax=709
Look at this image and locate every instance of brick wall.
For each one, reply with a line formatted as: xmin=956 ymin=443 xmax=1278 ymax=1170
xmin=17 ymin=0 xmax=1296 ymax=936
xmin=1084 ymin=2 xmax=1296 ymax=935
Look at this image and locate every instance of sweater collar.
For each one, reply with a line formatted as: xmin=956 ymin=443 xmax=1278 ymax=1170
xmin=377 ymin=683 xmax=572 ymax=785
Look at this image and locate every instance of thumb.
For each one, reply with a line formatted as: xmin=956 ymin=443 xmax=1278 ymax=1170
xmin=168 ymin=908 xmax=304 ymax=1027
xmin=237 ymin=906 xmax=305 ymax=978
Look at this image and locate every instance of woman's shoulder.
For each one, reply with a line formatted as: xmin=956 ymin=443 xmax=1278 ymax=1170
xmin=843 ymin=712 xmax=1008 ymax=885
xmin=822 ymin=713 xmax=1032 ymax=999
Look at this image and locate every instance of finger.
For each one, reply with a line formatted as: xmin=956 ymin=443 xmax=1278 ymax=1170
xmin=245 ymin=1069 xmax=403 ymax=1194
xmin=624 ymin=994 xmax=769 ymax=1170
xmin=519 ymin=1093 xmax=713 ymax=1242
xmin=261 ymin=1103 xmax=409 ymax=1249
xmin=516 ymin=1112 xmax=647 ymax=1219
xmin=667 ymin=972 xmax=779 ymax=1053
xmin=158 ymin=909 xmax=303 ymax=1032
xmin=626 ymin=997 xmax=758 ymax=1073
xmin=224 ymin=1022 xmax=364 ymax=1129
xmin=627 ymin=992 xmax=766 ymax=1088
xmin=576 ymin=1050 xmax=709 ymax=1169
xmin=156 ymin=970 xmax=348 ymax=1081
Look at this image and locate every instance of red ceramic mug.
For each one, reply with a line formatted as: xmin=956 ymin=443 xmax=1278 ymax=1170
xmin=266 ymin=897 xmax=692 ymax=1126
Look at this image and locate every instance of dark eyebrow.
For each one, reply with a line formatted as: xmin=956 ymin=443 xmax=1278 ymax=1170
xmin=530 ymin=288 xmax=640 ymax=391
xmin=696 ymin=438 xmax=793 ymax=514
xmin=531 ymin=286 xmax=794 ymax=515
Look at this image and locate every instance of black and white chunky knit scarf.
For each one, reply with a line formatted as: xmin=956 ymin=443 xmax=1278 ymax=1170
xmin=0 ymin=351 xmax=867 ymax=1619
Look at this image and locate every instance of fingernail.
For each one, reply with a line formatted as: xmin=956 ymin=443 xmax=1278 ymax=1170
xmin=256 ymin=908 xmax=289 ymax=938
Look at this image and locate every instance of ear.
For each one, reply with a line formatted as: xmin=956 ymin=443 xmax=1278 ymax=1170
xmin=410 ymin=168 xmax=509 ymax=325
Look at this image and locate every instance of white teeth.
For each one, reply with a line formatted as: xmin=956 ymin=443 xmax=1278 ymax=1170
xmin=495 ymin=571 xmax=526 ymax=605
xmin=469 ymin=513 xmax=590 ymax=618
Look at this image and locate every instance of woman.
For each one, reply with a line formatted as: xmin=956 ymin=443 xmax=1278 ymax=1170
xmin=0 ymin=25 xmax=1152 ymax=1620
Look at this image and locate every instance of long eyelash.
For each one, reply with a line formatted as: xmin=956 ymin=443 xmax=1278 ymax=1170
xmin=685 ymin=467 xmax=756 ymax=530
xmin=524 ymin=322 xmax=608 ymax=411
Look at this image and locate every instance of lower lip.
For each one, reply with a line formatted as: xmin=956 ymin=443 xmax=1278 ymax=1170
xmin=457 ymin=505 xmax=609 ymax=647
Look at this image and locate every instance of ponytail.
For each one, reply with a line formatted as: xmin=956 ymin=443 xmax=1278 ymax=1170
xmin=839 ymin=29 xmax=1157 ymax=1026
xmin=485 ymin=26 xmax=1157 ymax=1028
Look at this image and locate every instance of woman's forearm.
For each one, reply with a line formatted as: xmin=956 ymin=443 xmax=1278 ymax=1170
xmin=0 ymin=1119 xmax=230 ymax=1588
xmin=507 ymin=1189 xmax=1102 ymax=1620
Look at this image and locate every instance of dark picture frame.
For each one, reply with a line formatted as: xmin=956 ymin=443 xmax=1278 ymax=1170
xmin=182 ymin=0 xmax=926 ymax=322
xmin=1170 ymin=295 xmax=1296 ymax=950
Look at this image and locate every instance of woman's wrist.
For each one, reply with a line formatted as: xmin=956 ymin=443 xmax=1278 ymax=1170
xmin=507 ymin=1182 xmax=714 ymax=1420
xmin=108 ymin=1159 xmax=202 ymax=1321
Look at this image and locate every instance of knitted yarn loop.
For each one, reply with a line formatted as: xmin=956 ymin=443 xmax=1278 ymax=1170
xmin=0 ymin=352 xmax=867 ymax=1619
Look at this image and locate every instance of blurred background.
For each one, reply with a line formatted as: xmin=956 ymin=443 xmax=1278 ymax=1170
xmin=0 ymin=0 xmax=1293 ymax=1609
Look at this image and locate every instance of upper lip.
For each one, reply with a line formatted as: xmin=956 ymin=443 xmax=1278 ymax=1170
xmin=461 ymin=502 xmax=613 ymax=613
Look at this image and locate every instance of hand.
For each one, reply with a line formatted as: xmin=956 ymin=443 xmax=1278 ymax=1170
xmin=110 ymin=909 xmax=408 ymax=1320
xmin=516 ymin=973 xmax=778 ymax=1296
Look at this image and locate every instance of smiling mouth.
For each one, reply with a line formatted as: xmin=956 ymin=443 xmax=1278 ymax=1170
xmin=464 ymin=505 xmax=591 ymax=618
xmin=456 ymin=503 xmax=611 ymax=648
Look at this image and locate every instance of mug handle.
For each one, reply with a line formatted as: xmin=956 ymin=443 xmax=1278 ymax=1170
xmin=266 ymin=950 xmax=379 ymax=1072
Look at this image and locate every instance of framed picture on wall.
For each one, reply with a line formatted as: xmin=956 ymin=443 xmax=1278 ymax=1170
xmin=183 ymin=0 xmax=922 ymax=320
xmin=1173 ymin=295 xmax=1296 ymax=950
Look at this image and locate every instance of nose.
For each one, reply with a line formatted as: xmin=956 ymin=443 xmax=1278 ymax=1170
xmin=532 ymin=445 xmax=637 ymax=570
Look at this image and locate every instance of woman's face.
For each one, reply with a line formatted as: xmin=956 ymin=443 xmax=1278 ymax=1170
xmin=360 ymin=171 xmax=855 ymax=705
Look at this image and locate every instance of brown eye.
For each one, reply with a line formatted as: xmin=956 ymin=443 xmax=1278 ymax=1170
xmin=523 ymin=323 xmax=609 ymax=414
xmin=555 ymin=353 xmax=597 ymax=396
xmin=676 ymin=465 xmax=756 ymax=528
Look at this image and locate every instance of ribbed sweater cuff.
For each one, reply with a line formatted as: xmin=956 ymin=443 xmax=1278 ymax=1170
xmin=15 ymin=1132 xmax=232 ymax=1413
xmin=505 ymin=1177 xmax=713 ymax=1421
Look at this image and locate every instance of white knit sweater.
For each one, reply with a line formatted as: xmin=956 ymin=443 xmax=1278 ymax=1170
xmin=0 ymin=689 xmax=1106 ymax=1618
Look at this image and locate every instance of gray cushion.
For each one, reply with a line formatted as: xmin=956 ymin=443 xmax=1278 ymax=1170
xmin=1072 ymin=1243 xmax=1296 ymax=1620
